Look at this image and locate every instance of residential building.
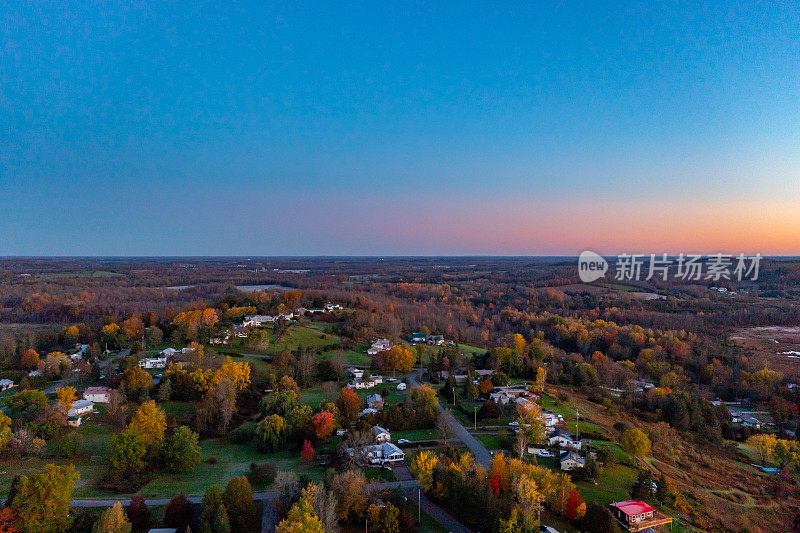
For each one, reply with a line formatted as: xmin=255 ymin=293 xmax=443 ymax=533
xmin=366 ymin=393 xmax=384 ymax=410
xmin=243 ymin=315 xmax=277 ymax=326
xmin=609 ymin=500 xmax=672 ymax=532
xmin=139 ymin=356 xmax=168 ymax=369
xmin=0 ymin=379 xmax=14 ymax=392
xmin=542 ymin=411 xmax=564 ymax=428
xmin=67 ymin=415 xmax=83 ymax=427
xmin=559 ymin=450 xmax=585 ymax=471
xmin=367 ymin=339 xmax=391 ymax=355
xmin=68 ymin=399 xmax=94 ymax=418
xmin=324 ymin=303 xmax=342 ymax=311
xmin=160 ymin=348 xmax=178 ymax=357
xmin=410 ymin=332 xmax=428 ymax=343
xmin=373 ymin=425 xmax=391 ymax=443
xmin=427 ymin=335 xmax=445 ymax=345
xmin=83 ymin=386 xmax=111 ymax=403
xmin=548 ymin=429 xmax=582 ymax=450
xmin=361 ymin=442 xmax=405 ymax=465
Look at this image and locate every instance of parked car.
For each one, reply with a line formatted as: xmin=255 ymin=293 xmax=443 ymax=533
xmin=397 ymin=438 xmax=410 ymax=444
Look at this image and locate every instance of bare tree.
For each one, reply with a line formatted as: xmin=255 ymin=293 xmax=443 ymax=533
xmin=513 ymin=431 xmax=529 ymax=460
xmin=436 ymin=412 xmax=453 ymax=445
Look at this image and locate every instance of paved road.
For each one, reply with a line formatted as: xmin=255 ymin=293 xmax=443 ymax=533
xmin=392 ymin=464 xmax=473 ymax=533
xmin=409 ymin=369 xmax=493 ymax=469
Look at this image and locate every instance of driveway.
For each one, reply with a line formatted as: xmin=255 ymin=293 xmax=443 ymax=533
xmin=409 ymin=369 xmax=493 ymax=469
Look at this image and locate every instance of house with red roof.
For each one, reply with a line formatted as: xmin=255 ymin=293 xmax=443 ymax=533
xmin=609 ymin=500 xmax=673 ymax=532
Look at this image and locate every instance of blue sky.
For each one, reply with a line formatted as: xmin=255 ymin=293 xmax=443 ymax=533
xmin=2 ymin=2 xmax=799 ymax=255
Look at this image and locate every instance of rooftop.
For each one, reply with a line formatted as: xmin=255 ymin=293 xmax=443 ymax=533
xmin=610 ymin=500 xmax=655 ymax=516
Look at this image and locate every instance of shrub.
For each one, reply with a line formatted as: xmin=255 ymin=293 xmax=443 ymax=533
xmin=230 ymin=421 xmax=256 ymax=443
xmin=247 ymin=463 xmax=277 ymax=486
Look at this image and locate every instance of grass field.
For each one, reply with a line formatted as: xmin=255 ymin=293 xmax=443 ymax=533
xmin=575 ymin=463 xmax=639 ymax=505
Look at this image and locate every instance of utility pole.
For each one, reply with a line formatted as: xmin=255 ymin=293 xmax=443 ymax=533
xmin=452 ymin=386 xmax=456 ymax=406
xmin=474 ymin=406 xmax=477 ymax=430
xmin=576 ymin=408 xmax=580 ymax=441
xmin=418 ymin=488 xmax=421 ymax=525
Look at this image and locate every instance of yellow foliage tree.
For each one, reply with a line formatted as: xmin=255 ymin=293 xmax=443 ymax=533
xmin=213 ymin=358 xmax=251 ymax=390
xmin=56 ymin=386 xmax=77 ymax=409
xmin=129 ymin=400 xmax=166 ymax=448
xmin=410 ymin=450 xmax=439 ymax=492
xmin=275 ymin=483 xmax=324 ymax=533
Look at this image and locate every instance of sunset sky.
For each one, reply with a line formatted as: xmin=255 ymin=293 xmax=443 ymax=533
xmin=2 ymin=2 xmax=799 ymax=255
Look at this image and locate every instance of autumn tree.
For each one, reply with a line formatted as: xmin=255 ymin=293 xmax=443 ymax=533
xmin=535 ymin=366 xmax=547 ymax=393
xmin=121 ymin=315 xmax=145 ymax=341
xmin=620 ymin=428 xmax=651 ymax=459
xmin=311 ymin=410 xmax=336 ymax=440
xmin=223 ymin=476 xmax=256 ymax=533
xmin=331 ymin=470 xmax=368 ymax=521
xmin=11 ymin=464 xmax=78 ymax=533
xmin=129 ymin=400 xmax=166 ymax=449
xmin=367 ymin=501 xmax=399 ymax=533
xmin=56 ymin=386 xmax=77 ymax=409
xmin=21 ymin=349 xmax=39 ymax=371
xmin=164 ymin=426 xmax=201 ymax=472
xmin=336 ymin=387 xmax=362 ymax=426
xmin=410 ymin=450 xmax=439 ymax=491
xmin=122 ymin=367 xmax=153 ymax=399
xmin=92 ymin=502 xmax=132 ymax=533
xmin=301 ymin=439 xmax=315 ymax=462
xmin=164 ymin=494 xmax=193 ymax=532
xmin=747 ymin=434 xmax=777 ymax=464
xmin=567 ymin=489 xmax=586 ymax=520
xmin=126 ymin=495 xmax=151 ymax=531
xmin=276 ymin=483 xmax=324 ymax=533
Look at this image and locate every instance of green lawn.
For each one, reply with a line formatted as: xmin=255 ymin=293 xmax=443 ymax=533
xmin=575 ymin=463 xmax=638 ymax=506
xmin=474 ymin=433 xmax=503 ymax=450
xmin=392 ymin=428 xmax=439 ymax=442
xmin=540 ymin=393 xmax=608 ymax=438
xmin=273 ymin=325 xmax=340 ymax=352
xmin=138 ymin=440 xmax=322 ymax=498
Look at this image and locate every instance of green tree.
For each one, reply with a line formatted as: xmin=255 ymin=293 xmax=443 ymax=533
xmin=110 ymin=428 xmax=147 ymax=472
xmin=620 ymin=428 xmax=651 ymax=458
xmin=255 ymin=414 xmax=286 ymax=452
xmin=11 ymin=464 xmax=78 ymax=533
xmin=223 ymin=476 xmax=255 ymax=533
xmin=200 ymin=483 xmax=231 ymax=533
xmin=164 ymin=426 xmax=201 ymax=472
xmin=92 ymin=502 xmax=132 ymax=533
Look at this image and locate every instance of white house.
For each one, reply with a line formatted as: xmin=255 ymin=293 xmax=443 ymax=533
xmin=139 ymin=356 xmax=168 ymax=369
xmin=360 ymin=442 xmax=405 ymax=465
xmin=349 ymin=368 xmax=364 ymax=379
xmin=373 ymin=426 xmax=391 ymax=443
xmin=396 ymin=382 xmax=407 ymax=391
xmin=0 ymin=379 xmax=14 ymax=392
xmin=359 ymin=407 xmax=379 ymax=417
xmin=542 ymin=411 xmax=564 ymax=428
xmin=243 ymin=315 xmax=277 ymax=327
xmin=160 ymin=348 xmax=178 ymax=357
xmin=83 ymin=386 xmax=111 ymax=403
xmin=367 ymin=339 xmax=391 ymax=355
xmin=325 ymin=303 xmax=342 ymax=311
xmin=549 ymin=429 xmax=581 ymax=450
xmin=68 ymin=399 xmax=94 ymax=418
